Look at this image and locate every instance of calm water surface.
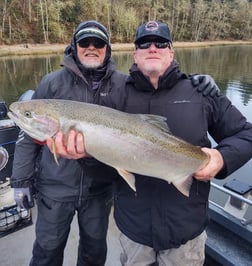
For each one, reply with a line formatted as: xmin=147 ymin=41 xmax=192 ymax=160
xmin=1 ymin=45 xmax=252 ymax=203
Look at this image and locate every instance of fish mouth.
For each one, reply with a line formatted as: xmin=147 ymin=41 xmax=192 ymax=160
xmin=7 ymin=111 xmax=43 ymax=141
xmin=7 ymin=111 xmax=19 ymax=124
xmin=8 ymin=111 xmax=30 ymax=127
xmin=7 ymin=110 xmax=59 ymax=142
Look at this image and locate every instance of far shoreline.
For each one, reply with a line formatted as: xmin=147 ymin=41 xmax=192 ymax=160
xmin=1 ymin=41 xmax=252 ymax=57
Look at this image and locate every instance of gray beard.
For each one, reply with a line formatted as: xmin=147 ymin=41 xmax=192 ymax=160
xmin=81 ymin=62 xmax=102 ymax=69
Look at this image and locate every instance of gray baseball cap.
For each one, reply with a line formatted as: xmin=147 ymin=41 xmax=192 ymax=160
xmin=75 ymin=20 xmax=110 ymax=44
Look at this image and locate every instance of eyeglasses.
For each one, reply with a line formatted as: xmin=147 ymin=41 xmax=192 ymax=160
xmin=136 ymin=42 xmax=171 ymax=49
xmin=78 ymin=39 xmax=106 ymax=49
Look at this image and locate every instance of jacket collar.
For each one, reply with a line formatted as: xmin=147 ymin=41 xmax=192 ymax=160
xmin=61 ymin=55 xmax=116 ymax=82
xmin=128 ymin=60 xmax=187 ymax=92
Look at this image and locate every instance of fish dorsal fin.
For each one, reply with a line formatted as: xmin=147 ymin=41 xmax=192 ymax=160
xmin=136 ymin=114 xmax=171 ymax=134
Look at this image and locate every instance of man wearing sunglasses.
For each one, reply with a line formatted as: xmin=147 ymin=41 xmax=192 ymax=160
xmin=111 ymin=21 xmax=252 ymax=265
xmin=10 ymin=20 xmax=128 ymax=266
xmin=49 ymin=21 xmax=252 ymax=265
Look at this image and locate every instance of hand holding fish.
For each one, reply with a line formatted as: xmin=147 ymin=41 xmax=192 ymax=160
xmin=194 ymin=147 xmax=224 ymax=182
xmin=46 ymin=130 xmax=89 ymax=159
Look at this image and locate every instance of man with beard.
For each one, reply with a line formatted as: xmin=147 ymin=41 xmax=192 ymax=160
xmin=11 ymin=20 xmax=127 ymax=266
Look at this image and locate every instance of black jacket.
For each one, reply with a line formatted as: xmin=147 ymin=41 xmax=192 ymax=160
xmin=106 ymin=61 xmax=252 ymax=250
xmin=11 ymin=52 xmax=128 ymax=201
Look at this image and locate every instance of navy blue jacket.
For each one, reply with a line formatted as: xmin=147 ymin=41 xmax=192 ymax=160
xmin=104 ymin=61 xmax=252 ymax=250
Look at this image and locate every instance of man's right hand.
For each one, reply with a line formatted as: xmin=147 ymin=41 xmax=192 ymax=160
xmin=14 ymin=187 xmax=34 ymax=209
xmin=46 ymin=130 xmax=89 ymax=160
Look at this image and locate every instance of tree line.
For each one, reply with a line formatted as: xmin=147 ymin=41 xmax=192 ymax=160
xmin=1 ymin=0 xmax=252 ymax=45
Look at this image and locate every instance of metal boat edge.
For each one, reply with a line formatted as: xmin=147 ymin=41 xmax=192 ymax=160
xmin=205 ymin=181 xmax=252 ymax=265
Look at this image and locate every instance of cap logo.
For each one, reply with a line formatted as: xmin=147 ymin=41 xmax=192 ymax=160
xmin=145 ymin=21 xmax=159 ymax=32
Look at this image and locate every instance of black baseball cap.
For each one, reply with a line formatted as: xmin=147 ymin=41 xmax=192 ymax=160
xmin=134 ymin=21 xmax=172 ymax=44
xmin=75 ymin=20 xmax=110 ymax=44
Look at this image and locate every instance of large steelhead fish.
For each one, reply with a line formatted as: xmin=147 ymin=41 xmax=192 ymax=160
xmin=8 ymin=99 xmax=209 ymax=197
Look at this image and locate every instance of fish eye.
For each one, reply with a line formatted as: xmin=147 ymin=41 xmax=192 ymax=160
xmin=24 ymin=111 xmax=32 ymax=118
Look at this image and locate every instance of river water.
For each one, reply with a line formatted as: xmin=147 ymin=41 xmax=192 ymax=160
xmin=1 ymin=45 xmax=252 ymax=205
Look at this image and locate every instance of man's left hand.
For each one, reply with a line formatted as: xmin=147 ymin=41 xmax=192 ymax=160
xmin=191 ymin=74 xmax=221 ymax=97
xmin=194 ymin=147 xmax=224 ymax=182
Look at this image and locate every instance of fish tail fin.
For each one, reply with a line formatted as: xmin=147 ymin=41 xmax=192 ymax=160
xmin=117 ymin=168 xmax=136 ymax=192
xmin=172 ymin=175 xmax=193 ymax=197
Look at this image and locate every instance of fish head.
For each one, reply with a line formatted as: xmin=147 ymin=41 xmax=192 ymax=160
xmin=8 ymin=100 xmax=60 ymax=142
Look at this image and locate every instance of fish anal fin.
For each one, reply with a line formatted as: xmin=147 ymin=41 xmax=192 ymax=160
xmin=172 ymin=175 xmax=193 ymax=197
xmin=117 ymin=168 xmax=136 ymax=192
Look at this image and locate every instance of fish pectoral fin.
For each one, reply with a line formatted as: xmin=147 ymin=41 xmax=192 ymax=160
xmin=116 ymin=168 xmax=136 ymax=192
xmin=52 ymin=138 xmax=59 ymax=166
xmin=171 ymin=175 xmax=193 ymax=197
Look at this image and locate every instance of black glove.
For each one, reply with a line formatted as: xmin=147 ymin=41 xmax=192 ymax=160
xmin=191 ymin=74 xmax=221 ymax=97
xmin=14 ymin=187 xmax=34 ymax=209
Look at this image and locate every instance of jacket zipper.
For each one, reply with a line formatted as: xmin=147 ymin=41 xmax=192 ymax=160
xmin=78 ymin=169 xmax=84 ymax=206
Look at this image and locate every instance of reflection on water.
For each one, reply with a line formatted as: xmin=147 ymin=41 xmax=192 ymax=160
xmin=112 ymin=52 xmax=133 ymax=74
xmin=175 ymin=45 xmax=252 ymax=112
xmin=1 ymin=45 xmax=252 ymax=108
xmin=1 ymin=45 xmax=252 ymax=191
xmin=0 ymin=55 xmax=62 ymax=104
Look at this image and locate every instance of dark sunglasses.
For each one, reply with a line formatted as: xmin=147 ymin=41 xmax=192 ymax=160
xmin=136 ymin=42 xmax=171 ymax=49
xmin=78 ymin=39 xmax=106 ymax=49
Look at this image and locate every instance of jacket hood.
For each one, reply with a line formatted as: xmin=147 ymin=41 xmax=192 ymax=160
xmin=61 ymin=54 xmax=117 ymax=84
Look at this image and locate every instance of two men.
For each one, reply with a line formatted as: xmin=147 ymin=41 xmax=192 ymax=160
xmin=12 ymin=20 xmax=221 ymax=265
